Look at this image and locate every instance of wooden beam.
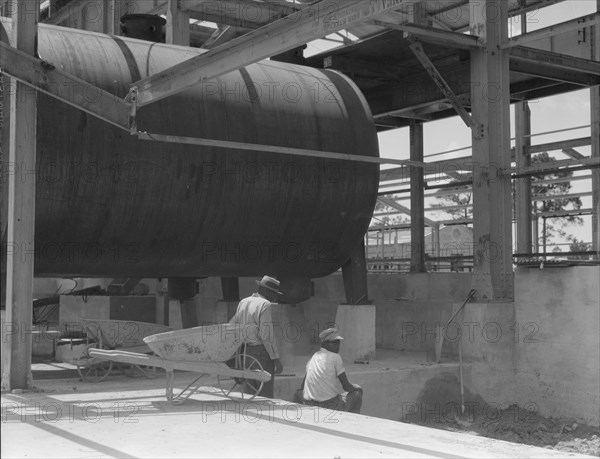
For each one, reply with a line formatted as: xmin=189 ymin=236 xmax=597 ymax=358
xmin=510 ymin=46 xmax=600 ymax=86
xmin=532 ymin=192 xmax=593 ymax=201
xmin=527 ymin=136 xmax=591 ymax=154
xmin=202 ymin=25 xmax=237 ymax=49
xmin=562 ymin=148 xmax=585 ymax=160
xmin=43 ymin=0 xmax=167 ymax=26
xmin=166 ymin=0 xmax=190 ymax=45
xmin=407 ymin=35 xmax=483 ymax=137
xmin=365 ymin=62 xmax=472 ymax=118
xmin=371 ymin=19 xmax=482 ymax=49
xmin=132 ymin=0 xmax=412 ymax=107
xmin=181 ymin=0 xmax=297 ymax=26
xmin=136 ymin=132 xmax=422 ymax=167
xmin=323 ymin=54 xmax=411 ymax=81
xmin=515 ymin=157 xmax=600 ymax=176
xmin=503 ymin=12 xmax=600 ymax=49
xmin=378 ymin=196 xmax=438 ymax=227
xmin=366 ymin=43 xmax=599 ymax=119
xmin=0 ymin=41 xmax=131 ymax=131
xmin=535 ymin=208 xmax=594 ymax=218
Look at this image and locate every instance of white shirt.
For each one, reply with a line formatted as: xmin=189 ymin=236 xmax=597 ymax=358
xmin=303 ymin=348 xmax=345 ymax=402
xmin=229 ymin=293 xmax=279 ymax=360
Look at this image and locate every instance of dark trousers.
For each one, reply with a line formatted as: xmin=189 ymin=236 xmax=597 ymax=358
xmin=243 ymin=344 xmax=275 ymax=398
xmin=294 ymin=388 xmax=363 ymax=414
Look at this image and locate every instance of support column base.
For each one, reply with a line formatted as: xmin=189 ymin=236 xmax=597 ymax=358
xmin=335 ymin=304 xmax=376 ymax=363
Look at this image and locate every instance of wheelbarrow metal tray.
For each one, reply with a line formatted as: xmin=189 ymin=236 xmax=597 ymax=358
xmin=143 ymin=323 xmax=244 ymax=362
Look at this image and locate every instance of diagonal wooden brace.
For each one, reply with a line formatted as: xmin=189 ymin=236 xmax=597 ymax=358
xmin=405 ymin=35 xmax=485 ymax=139
xmin=0 ymin=40 xmax=132 ymax=131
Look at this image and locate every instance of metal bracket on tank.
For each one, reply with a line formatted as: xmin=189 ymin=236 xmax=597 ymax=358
xmin=125 ymin=86 xmax=138 ymax=134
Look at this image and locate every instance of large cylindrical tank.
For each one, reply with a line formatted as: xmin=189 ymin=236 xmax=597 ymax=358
xmin=1 ymin=23 xmax=379 ymax=294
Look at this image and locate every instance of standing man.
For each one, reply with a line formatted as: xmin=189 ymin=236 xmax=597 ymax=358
xmin=229 ymin=275 xmax=284 ymax=397
xmin=294 ymin=328 xmax=363 ymax=413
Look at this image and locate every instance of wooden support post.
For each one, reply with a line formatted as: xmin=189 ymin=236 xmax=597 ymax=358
xmin=220 ymin=277 xmax=240 ymax=320
xmin=515 ymin=4 xmax=533 ymax=255
xmin=341 ymin=240 xmax=369 ymax=305
xmin=408 ymin=2 xmax=427 ymax=273
xmin=107 ymin=0 xmax=122 ymax=35
xmin=592 ymin=0 xmax=600 ymax=260
xmin=166 ymin=0 xmax=190 ymax=46
xmin=220 ymin=277 xmax=240 ymax=302
xmin=469 ymin=0 xmax=514 ymax=300
xmin=410 ymin=121 xmax=426 ymax=272
xmin=2 ymin=0 xmax=39 ymax=390
xmin=515 ymin=101 xmax=532 ymax=254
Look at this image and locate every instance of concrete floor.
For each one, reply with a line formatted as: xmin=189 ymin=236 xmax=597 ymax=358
xmin=2 ymin=366 xmax=595 ymax=459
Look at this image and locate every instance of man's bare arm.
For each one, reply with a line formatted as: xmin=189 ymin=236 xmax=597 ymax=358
xmin=338 ymin=372 xmax=362 ymax=393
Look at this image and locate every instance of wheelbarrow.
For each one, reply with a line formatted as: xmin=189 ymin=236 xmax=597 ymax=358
xmin=74 ymin=319 xmax=173 ymax=382
xmin=87 ymin=323 xmax=272 ymax=404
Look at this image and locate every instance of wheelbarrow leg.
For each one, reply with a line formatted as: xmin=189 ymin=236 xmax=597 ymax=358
xmin=166 ymin=370 xmax=175 ymax=402
xmin=165 ymin=371 xmax=208 ymax=405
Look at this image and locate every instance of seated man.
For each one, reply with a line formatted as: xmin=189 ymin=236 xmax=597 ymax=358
xmin=294 ymin=328 xmax=363 ymax=413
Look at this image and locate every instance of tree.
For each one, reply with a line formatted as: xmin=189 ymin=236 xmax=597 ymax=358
xmin=372 ymin=197 xmax=410 ymax=227
xmin=431 ymin=152 xmax=583 ymax=250
xmin=567 ymin=237 xmax=592 ymax=260
xmin=530 ymin=152 xmax=583 ymax=250
xmin=430 ymin=188 xmax=472 ymax=221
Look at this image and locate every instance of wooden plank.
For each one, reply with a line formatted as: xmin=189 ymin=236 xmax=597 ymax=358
xmin=133 ymin=0 xmax=412 ymax=106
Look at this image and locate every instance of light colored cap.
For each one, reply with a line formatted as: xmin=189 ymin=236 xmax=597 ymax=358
xmin=319 ymin=328 xmax=344 ymax=342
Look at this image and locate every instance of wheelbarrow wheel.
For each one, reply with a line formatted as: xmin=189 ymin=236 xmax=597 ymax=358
xmin=76 ymin=344 xmax=113 ymax=383
xmin=217 ymin=353 xmax=264 ymax=401
xmin=77 ymin=360 xmax=113 ymax=383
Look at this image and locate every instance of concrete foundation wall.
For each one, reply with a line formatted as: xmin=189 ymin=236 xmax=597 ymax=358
xmin=456 ymin=266 xmax=599 ymax=425
xmin=513 ymin=266 xmax=599 ymax=425
xmin=194 ymin=273 xmax=472 ymax=351
xmin=192 ymin=269 xmax=598 ymax=425
xmin=23 ymin=268 xmax=594 ymax=424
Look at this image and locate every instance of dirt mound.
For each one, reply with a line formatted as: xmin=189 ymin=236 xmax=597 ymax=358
xmin=409 ymin=373 xmax=599 ymax=456
xmin=414 ymin=403 xmax=599 ymax=456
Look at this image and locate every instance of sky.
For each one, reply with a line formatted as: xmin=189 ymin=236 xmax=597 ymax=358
xmin=311 ymin=0 xmax=597 ymax=251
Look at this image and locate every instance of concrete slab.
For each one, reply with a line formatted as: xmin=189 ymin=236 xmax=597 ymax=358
xmin=1 ymin=374 xmax=594 ymax=458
